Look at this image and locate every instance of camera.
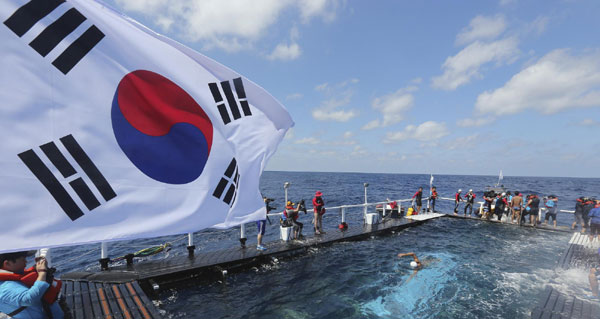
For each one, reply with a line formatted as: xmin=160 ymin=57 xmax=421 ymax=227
xmin=298 ymin=199 xmax=307 ymax=214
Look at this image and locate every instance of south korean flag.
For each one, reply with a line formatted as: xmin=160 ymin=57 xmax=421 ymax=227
xmin=0 ymin=0 xmax=293 ymax=252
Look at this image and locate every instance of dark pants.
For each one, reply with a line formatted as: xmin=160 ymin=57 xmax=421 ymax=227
xmin=464 ymin=203 xmax=473 ymax=215
xmin=429 ymin=198 xmax=436 ymax=212
xmin=291 ymin=219 xmax=303 ymax=237
xmin=454 ymin=202 xmax=460 ymax=213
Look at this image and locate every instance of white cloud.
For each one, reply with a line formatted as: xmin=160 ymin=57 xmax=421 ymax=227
xmin=361 ymin=120 xmax=380 ymax=130
xmin=432 ymin=37 xmax=519 ymax=90
xmin=526 ymin=16 xmax=549 ymax=36
xmin=383 ymin=121 xmax=449 ymax=143
xmin=312 ymin=79 xmax=359 ymax=122
xmin=267 ymin=42 xmax=302 ymax=60
xmin=445 ymin=134 xmax=480 ymax=150
xmin=362 ymin=86 xmax=417 ymax=130
xmin=456 ymin=117 xmax=495 ymax=127
xmin=350 ymin=145 xmax=368 ymax=157
xmin=343 ymin=131 xmax=354 ymax=139
xmin=284 ymin=128 xmax=295 ymax=139
xmin=286 ymin=93 xmax=303 ymax=100
xmin=456 ymin=15 xmax=507 ymax=46
xmin=115 ymin=0 xmax=340 ymax=52
xmin=580 ymin=119 xmax=600 ymax=126
xmin=295 ymin=137 xmax=320 ymax=144
xmin=475 ymin=49 xmax=600 ymax=115
xmin=499 ymin=0 xmax=517 ymax=6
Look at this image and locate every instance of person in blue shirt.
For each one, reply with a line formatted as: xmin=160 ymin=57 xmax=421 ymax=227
xmin=0 ymin=251 xmax=64 ymax=318
xmin=543 ymin=195 xmax=558 ymax=227
xmin=588 ymin=201 xmax=600 ymax=243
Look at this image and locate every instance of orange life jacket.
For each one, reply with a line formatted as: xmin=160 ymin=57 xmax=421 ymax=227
xmin=0 ymin=267 xmax=62 ymax=304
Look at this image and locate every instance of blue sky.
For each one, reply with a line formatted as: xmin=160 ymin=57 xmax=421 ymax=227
xmin=106 ymin=0 xmax=600 ymax=177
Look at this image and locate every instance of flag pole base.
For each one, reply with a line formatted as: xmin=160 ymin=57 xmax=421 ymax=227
xmin=186 ymin=245 xmax=195 ymax=257
xmin=99 ymin=258 xmax=110 ymax=271
xmin=125 ymin=254 xmax=134 ymax=266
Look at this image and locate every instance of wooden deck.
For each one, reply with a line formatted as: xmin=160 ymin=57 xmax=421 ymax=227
xmin=61 ymin=280 xmax=162 ymax=319
xmin=531 ymin=286 xmax=600 ymax=319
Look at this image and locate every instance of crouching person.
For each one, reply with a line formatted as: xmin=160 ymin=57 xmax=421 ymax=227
xmin=0 ymin=251 xmax=64 ymax=318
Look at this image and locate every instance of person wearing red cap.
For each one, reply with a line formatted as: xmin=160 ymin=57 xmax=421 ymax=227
xmin=313 ymin=191 xmax=325 ymax=234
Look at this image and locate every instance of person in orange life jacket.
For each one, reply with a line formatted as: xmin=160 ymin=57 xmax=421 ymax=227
xmin=429 ymin=187 xmax=438 ymax=212
xmin=464 ymin=189 xmax=476 ymax=216
xmin=0 ymin=251 xmax=64 ymax=318
xmin=284 ymin=201 xmax=304 ymax=240
xmin=454 ymin=189 xmax=463 ymax=215
xmin=412 ymin=187 xmax=423 ymax=214
xmin=312 ymin=191 xmax=325 ymax=235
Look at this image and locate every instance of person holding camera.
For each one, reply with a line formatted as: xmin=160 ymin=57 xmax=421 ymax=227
xmin=284 ymin=201 xmax=305 ymax=240
xmin=0 ymin=251 xmax=64 ymax=318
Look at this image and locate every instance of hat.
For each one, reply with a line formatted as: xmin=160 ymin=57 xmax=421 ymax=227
xmin=458 ymin=189 xmax=462 ymax=192
xmin=501 ymin=192 xmax=506 ymax=196
xmin=469 ymin=189 xmax=473 ymax=192
xmin=410 ymin=261 xmax=418 ymax=268
xmin=287 ymin=201 xmax=292 ymax=206
xmin=315 ymin=191 xmax=323 ymax=196
xmin=0 ymin=251 xmax=35 ymax=267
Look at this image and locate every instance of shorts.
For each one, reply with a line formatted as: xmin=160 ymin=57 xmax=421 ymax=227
xmin=256 ymin=220 xmax=266 ymax=235
xmin=575 ymin=212 xmax=584 ymax=224
xmin=591 ymin=223 xmax=600 ymax=236
xmin=545 ymin=212 xmax=557 ymax=222
xmin=416 ymin=199 xmax=422 ymax=206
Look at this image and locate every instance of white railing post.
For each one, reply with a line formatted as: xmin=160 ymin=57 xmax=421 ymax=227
xmin=363 ymin=183 xmax=369 ymax=217
xmin=341 ymin=206 xmax=346 ymax=223
xmin=99 ymin=242 xmax=109 ymax=271
xmin=284 ymin=182 xmax=290 ymax=204
xmin=187 ymin=232 xmax=195 ymax=257
xmin=239 ymin=223 xmax=247 ymax=248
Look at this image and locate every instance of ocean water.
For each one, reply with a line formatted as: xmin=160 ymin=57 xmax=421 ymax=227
xmin=48 ymin=172 xmax=600 ymax=318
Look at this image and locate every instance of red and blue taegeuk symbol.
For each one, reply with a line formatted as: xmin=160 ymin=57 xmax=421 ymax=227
xmin=111 ymin=70 xmax=213 ymax=184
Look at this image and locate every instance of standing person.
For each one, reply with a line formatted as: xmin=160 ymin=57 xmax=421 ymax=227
xmin=257 ymin=196 xmax=274 ymax=251
xmin=284 ymin=201 xmax=304 ymax=240
xmin=412 ymin=187 xmax=423 ymax=215
xmin=583 ymin=198 xmax=596 ymax=234
xmin=454 ymin=189 xmax=463 ymax=215
xmin=573 ymin=197 xmax=587 ymax=232
xmin=505 ymin=191 xmax=513 ymax=219
xmin=528 ymin=194 xmax=541 ymax=226
xmin=511 ymin=192 xmax=523 ymax=224
xmin=0 ymin=252 xmax=64 ymax=318
xmin=494 ymin=193 xmax=508 ymax=222
xmin=543 ymin=195 xmax=558 ymax=227
xmin=312 ymin=191 xmax=325 ymax=235
xmin=587 ymin=200 xmax=600 ymax=243
xmin=464 ymin=189 xmax=476 ymax=216
xmin=429 ymin=186 xmax=438 ymax=213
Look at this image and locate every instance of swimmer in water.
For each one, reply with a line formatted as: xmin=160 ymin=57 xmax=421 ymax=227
xmin=398 ymin=252 xmax=422 ymax=269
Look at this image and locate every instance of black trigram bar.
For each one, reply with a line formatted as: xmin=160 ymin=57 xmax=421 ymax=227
xmin=212 ymin=158 xmax=239 ymax=206
xmin=52 ymin=25 xmax=104 ymax=74
xmin=3 ymin=0 xmax=65 ymax=37
xmin=3 ymin=0 xmax=105 ymax=75
xmin=60 ymin=134 xmax=116 ymax=201
xmin=40 ymin=141 xmax=76 ymax=178
xmin=30 ymin=8 xmax=86 ymax=57
xmin=209 ymin=78 xmax=252 ymax=125
xmin=69 ymin=177 xmax=100 ymax=210
xmin=18 ymin=149 xmax=84 ymax=221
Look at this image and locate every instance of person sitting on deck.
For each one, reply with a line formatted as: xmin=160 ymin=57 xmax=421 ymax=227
xmin=543 ymin=195 xmax=558 ymax=228
xmin=284 ymin=201 xmax=305 ymax=240
xmin=0 ymin=252 xmax=64 ymax=318
xmin=587 ymin=200 xmax=600 ymax=243
xmin=412 ymin=187 xmax=423 ymax=215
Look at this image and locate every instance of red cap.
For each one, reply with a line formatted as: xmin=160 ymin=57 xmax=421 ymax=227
xmin=316 ymin=191 xmax=323 ymax=196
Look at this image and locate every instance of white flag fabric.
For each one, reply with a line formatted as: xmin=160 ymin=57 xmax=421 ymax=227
xmin=499 ymin=170 xmax=503 ymax=181
xmin=0 ymin=0 xmax=293 ymax=252
xmin=430 ymin=174 xmax=434 ymax=186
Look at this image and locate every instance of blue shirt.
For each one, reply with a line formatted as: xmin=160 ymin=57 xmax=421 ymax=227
xmin=0 ymin=279 xmax=64 ymax=318
xmin=589 ymin=207 xmax=600 ymax=225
